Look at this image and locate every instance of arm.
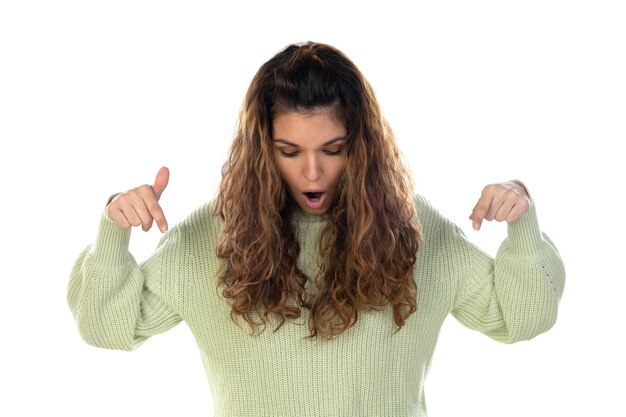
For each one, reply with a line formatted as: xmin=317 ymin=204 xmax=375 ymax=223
xmin=451 ymin=182 xmax=565 ymax=343
xmin=67 ymin=167 xmax=182 ymax=351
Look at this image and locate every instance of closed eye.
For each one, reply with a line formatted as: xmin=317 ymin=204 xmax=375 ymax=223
xmin=324 ymin=148 xmax=342 ymax=156
xmin=280 ymin=150 xmax=299 ymax=158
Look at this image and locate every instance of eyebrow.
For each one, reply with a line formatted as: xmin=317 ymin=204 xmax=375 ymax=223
xmin=272 ymin=137 xmax=347 ymax=147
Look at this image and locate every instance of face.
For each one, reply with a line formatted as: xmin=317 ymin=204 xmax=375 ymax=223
xmin=272 ymin=109 xmax=348 ymax=215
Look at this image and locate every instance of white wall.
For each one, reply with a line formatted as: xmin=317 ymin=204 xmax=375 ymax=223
xmin=1 ymin=1 xmax=624 ymax=416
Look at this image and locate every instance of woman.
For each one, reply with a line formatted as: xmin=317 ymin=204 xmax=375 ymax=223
xmin=68 ymin=41 xmax=565 ymax=416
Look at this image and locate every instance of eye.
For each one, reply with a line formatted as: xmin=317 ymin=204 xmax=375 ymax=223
xmin=280 ymin=150 xmax=299 ymax=158
xmin=324 ymin=147 xmax=342 ymax=156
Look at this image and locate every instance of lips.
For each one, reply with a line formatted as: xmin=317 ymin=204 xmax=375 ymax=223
xmin=302 ymin=190 xmax=326 ymax=210
xmin=304 ymin=191 xmax=323 ymax=200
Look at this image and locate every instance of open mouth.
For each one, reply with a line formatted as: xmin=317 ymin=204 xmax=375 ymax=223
xmin=304 ymin=191 xmax=323 ymax=201
xmin=302 ymin=191 xmax=326 ymax=210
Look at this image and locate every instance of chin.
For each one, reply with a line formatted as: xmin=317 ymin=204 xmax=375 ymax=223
xmin=300 ymin=204 xmax=328 ymax=215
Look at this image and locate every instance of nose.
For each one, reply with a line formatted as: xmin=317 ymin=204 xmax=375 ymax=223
xmin=303 ymin=153 xmax=322 ymax=182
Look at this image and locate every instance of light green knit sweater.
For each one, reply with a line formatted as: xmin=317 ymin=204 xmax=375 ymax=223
xmin=68 ymin=194 xmax=565 ymax=417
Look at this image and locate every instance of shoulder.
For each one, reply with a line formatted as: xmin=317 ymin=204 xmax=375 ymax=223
xmin=178 ymin=199 xmax=222 ymax=232
xmin=412 ymin=193 xmax=472 ymax=260
xmin=412 ymin=193 xmax=459 ymax=236
xmin=163 ymin=199 xmax=223 ymax=253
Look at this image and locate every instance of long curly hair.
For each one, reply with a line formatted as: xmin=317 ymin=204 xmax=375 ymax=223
xmin=215 ymin=41 xmax=422 ymax=339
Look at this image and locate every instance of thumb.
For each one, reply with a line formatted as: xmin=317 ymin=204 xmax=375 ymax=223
xmin=152 ymin=166 xmax=170 ymax=200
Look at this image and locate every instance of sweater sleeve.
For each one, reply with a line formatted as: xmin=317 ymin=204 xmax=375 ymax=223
xmin=450 ymin=203 xmax=565 ymax=343
xmin=67 ymin=213 xmax=183 ymax=351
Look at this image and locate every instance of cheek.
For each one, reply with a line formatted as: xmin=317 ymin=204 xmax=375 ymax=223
xmin=273 ymin=153 xmax=288 ymax=177
xmin=275 ymin=160 xmax=296 ymax=186
xmin=337 ymin=157 xmax=348 ymax=175
xmin=330 ymin=159 xmax=347 ymax=184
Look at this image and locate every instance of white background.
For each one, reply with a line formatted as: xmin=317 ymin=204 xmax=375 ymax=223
xmin=1 ymin=1 xmax=624 ymax=416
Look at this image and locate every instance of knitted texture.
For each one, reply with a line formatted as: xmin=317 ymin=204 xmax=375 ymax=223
xmin=67 ymin=194 xmax=565 ymax=417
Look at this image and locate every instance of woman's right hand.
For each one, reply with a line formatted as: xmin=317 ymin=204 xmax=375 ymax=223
xmin=106 ymin=166 xmax=170 ymax=233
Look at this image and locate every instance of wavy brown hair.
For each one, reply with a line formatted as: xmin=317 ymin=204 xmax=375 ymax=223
xmin=215 ymin=41 xmax=422 ymax=339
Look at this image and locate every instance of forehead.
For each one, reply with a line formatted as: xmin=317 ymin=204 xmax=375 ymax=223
xmin=272 ymin=110 xmax=346 ymax=145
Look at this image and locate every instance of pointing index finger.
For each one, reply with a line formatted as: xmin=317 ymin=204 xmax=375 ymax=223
xmin=469 ymin=194 xmax=493 ymax=231
xmin=147 ymin=199 xmax=168 ymax=233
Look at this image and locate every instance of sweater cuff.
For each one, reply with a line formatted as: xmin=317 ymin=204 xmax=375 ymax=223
xmin=91 ymin=213 xmax=132 ymax=268
xmin=505 ymin=203 xmax=544 ymax=257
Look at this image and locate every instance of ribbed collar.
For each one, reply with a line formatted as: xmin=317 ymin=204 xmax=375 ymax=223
xmin=292 ymin=207 xmax=330 ymax=224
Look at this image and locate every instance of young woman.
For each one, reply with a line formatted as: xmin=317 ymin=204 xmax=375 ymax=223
xmin=68 ymin=41 xmax=565 ymax=416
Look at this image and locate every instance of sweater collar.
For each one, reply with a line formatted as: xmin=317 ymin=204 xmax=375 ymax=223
xmin=292 ymin=207 xmax=330 ymax=224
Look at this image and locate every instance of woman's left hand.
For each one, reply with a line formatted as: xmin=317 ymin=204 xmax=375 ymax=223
xmin=469 ymin=181 xmax=530 ymax=231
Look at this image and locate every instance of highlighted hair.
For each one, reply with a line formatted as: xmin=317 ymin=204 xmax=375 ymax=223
xmin=215 ymin=42 xmax=421 ymax=339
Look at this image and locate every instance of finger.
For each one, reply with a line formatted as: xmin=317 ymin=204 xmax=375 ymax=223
xmin=494 ymin=188 xmax=530 ymax=223
xmin=138 ymin=181 xmax=168 ymax=233
xmin=110 ymin=193 xmax=144 ymax=227
xmin=123 ymin=186 xmax=168 ymax=233
xmin=152 ymin=166 xmax=170 ymax=200
xmin=106 ymin=206 xmax=132 ymax=229
xmin=127 ymin=201 xmax=149 ymax=229
xmin=146 ymin=198 xmax=168 ymax=233
xmin=113 ymin=190 xmax=153 ymax=231
xmin=494 ymin=199 xmax=515 ymax=222
xmin=132 ymin=187 xmax=169 ymax=232
xmin=483 ymin=203 xmax=499 ymax=222
xmin=131 ymin=199 xmax=155 ymax=232
xmin=505 ymin=199 xmax=530 ymax=223
xmin=469 ymin=198 xmax=491 ymax=231
xmin=484 ymin=189 xmax=511 ymax=222
xmin=106 ymin=197 xmax=129 ymax=228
